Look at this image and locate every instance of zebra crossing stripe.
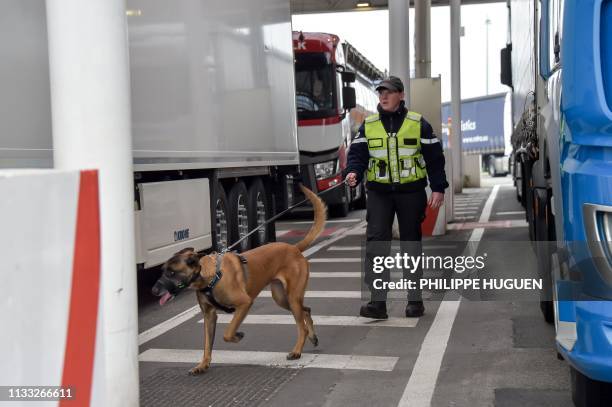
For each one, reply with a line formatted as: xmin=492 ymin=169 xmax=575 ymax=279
xmin=309 ymin=258 xmax=361 ymax=263
xmin=327 ymin=244 xmax=458 ymax=252
xmin=199 ymin=314 xmax=418 ymax=328
xmin=310 ymin=272 xmax=361 ymax=278
xmin=139 ymin=348 xmax=399 ymax=372
xmin=260 ymin=290 xmax=362 ymax=298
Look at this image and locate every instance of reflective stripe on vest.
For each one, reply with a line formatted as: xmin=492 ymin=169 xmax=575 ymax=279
xmin=364 ymin=112 xmax=427 ymax=184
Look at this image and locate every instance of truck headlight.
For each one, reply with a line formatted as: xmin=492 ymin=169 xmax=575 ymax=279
xmin=583 ymin=203 xmax=612 ymax=284
xmin=314 ymin=160 xmax=338 ymax=180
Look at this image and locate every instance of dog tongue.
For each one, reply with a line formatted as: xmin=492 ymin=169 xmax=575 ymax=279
xmin=159 ymin=292 xmax=173 ymax=306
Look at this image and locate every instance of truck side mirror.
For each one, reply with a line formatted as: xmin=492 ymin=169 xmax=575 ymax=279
xmin=343 ymin=86 xmax=356 ymax=110
xmin=500 ymin=44 xmax=513 ymax=88
xmin=341 ymin=70 xmax=356 ymax=84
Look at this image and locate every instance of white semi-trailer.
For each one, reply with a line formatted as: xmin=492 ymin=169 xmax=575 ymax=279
xmin=0 ymin=0 xmax=299 ymax=268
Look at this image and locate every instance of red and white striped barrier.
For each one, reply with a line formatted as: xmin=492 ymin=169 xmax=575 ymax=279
xmin=422 ymin=187 xmax=447 ymax=237
xmin=0 ymin=169 xmax=105 ymax=406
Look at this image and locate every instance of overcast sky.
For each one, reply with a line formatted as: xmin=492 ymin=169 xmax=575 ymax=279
xmin=292 ymin=3 xmax=509 ymax=103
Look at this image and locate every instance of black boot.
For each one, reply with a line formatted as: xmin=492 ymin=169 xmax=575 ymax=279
xmin=405 ymin=301 xmax=425 ymax=318
xmin=360 ymin=301 xmax=388 ymax=319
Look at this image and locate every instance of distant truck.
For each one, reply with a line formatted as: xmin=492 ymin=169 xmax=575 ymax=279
xmin=503 ymin=0 xmax=612 ymax=404
xmin=441 ymin=92 xmax=509 ymax=176
xmin=0 ymin=0 xmax=301 ymax=268
xmin=292 ymin=32 xmax=383 ymax=216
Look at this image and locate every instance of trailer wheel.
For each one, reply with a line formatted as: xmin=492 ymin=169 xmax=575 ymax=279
xmin=228 ymin=181 xmax=251 ymax=252
xmin=211 ymin=180 xmax=230 ymax=252
xmin=488 ymin=159 xmax=497 ymax=177
xmin=247 ymin=178 xmax=269 ymax=248
xmin=571 ymin=366 xmax=612 ymax=407
xmin=520 ymin=162 xmax=528 ymax=209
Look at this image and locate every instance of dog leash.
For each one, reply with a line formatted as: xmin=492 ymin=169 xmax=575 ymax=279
xmin=225 ymin=179 xmax=349 ymax=252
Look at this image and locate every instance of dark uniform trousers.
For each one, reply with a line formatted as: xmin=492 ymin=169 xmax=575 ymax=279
xmin=365 ymin=188 xmax=428 ymax=302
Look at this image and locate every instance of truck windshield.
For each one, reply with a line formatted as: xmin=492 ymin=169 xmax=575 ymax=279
xmin=295 ymin=52 xmax=337 ymax=119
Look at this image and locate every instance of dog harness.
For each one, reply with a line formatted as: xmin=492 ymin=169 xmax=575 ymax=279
xmin=199 ymin=252 xmax=250 ymax=313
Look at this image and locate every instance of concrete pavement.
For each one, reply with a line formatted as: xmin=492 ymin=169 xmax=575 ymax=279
xmin=137 ymin=175 xmax=572 ymax=406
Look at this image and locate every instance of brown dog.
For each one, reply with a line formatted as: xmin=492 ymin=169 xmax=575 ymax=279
xmin=152 ymin=184 xmax=327 ymax=375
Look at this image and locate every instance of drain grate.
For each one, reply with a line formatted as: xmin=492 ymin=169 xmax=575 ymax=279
xmin=140 ymin=365 xmax=300 ymax=407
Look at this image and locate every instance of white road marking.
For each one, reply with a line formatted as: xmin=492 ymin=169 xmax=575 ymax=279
xmin=397 ymin=185 xmax=498 ymax=407
xmin=478 ymin=185 xmax=500 ymax=223
xmin=139 ymin=349 xmax=399 ymax=372
xmin=453 ymin=216 xmax=475 ymax=221
xmin=454 ymin=210 xmax=478 ymax=215
xmin=328 ymin=246 xmax=363 ymax=251
xmin=278 ymin=218 xmax=361 ymax=225
xmin=260 ymin=290 xmax=433 ymax=300
xmin=309 ymin=258 xmax=361 ymax=263
xmin=495 ymin=211 xmax=525 ymax=216
xmin=303 ymin=221 xmax=367 ymax=258
xmin=446 ymin=219 xmax=529 ymax=230
xmin=327 ymin=244 xmax=458 ymax=252
xmin=310 ymin=272 xmax=445 ymax=279
xmin=199 ymin=314 xmax=418 ymax=328
xmin=138 ymin=306 xmax=200 ymax=346
xmin=260 ymin=290 xmax=362 ymax=298
xmin=310 ymin=272 xmax=361 ymax=278
xmin=424 ymin=244 xmax=460 ymax=250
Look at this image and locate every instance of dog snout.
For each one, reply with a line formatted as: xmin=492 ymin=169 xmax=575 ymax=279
xmin=151 ymin=282 xmax=162 ymax=296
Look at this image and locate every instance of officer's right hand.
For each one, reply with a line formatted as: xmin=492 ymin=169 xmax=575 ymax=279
xmin=345 ymin=172 xmax=358 ymax=187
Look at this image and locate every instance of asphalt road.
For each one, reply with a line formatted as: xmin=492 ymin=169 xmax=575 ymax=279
xmin=137 ymin=175 xmax=572 ymax=407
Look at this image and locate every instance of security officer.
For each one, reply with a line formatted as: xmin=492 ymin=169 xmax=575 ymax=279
xmin=344 ymin=76 xmax=448 ymax=319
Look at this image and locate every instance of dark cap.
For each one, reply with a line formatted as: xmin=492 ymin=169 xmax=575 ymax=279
xmin=376 ymin=76 xmax=404 ymax=92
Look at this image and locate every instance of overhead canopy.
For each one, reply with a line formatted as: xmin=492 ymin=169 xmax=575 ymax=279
xmin=292 ymin=0 xmax=503 ymax=14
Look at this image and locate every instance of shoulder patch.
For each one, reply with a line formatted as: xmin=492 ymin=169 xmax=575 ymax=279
xmin=365 ymin=114 xmax=380 ymax=123
xmin=407 ymin=111 xmax=422 ymax=122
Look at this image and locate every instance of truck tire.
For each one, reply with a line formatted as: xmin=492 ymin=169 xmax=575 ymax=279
xmin=571 ymin=367 xmax=612 ymax=407
xmin=211 ymin=180 xmax=230 ymax=252
xmin=534 ymin=189 xmax=554 ymax=324
xmin=247 ymin=178 xmax=270 ymax=248
xmin=228 ymin=181 xmax=251 ymax=252
xmin=520 ymin=162 xmax=528 ymax=209
xmin=330 ymin=184 xmax=350 ymax=218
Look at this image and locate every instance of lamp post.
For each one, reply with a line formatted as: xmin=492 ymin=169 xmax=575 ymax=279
xmin=485 ymin=17 xmax=491 ymax=95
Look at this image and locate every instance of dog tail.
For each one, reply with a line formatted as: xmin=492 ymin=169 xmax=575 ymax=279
xmin=294 ymin=184 xmax=327 ymax=252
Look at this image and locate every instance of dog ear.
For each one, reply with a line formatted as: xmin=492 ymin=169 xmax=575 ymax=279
xmin=175 ymin=247 xmax=194 ymax=255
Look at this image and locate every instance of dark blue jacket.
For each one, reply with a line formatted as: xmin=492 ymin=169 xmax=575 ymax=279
xmin=344 ymin=101 xmax=449 ymax=193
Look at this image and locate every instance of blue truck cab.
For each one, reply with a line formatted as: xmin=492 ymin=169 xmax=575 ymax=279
xmin=554 ymin=0 xmax=612 ymax=399
xmin=506 ymin=0 xmax=612 ymax=404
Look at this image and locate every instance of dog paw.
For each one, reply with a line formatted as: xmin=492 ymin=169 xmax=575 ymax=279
xmin=188 ymin=364 xmax=209 ymax=375
xmin=286 ymin=352 xmax=301 ymax=360
xmin=223 ymin=331 xmax=245 ymax=343
xmin=309 ymin=335 xmax=319 ymax=347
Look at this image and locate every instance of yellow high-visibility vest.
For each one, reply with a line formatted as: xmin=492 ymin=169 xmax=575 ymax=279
xmin=364 ymin=111 xmax=427 ymax=184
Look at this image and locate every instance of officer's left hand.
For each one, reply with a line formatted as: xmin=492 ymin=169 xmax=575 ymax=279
xmin=428 ymin=192 xmax=444 ymax=209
